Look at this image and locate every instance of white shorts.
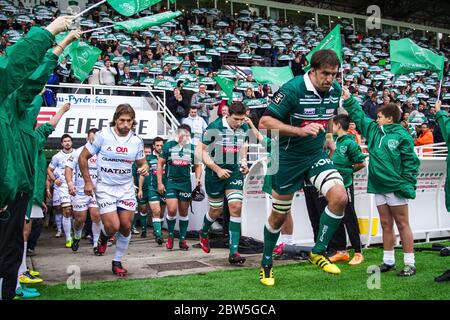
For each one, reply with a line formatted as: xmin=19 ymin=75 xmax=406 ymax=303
xmin=72 ymin=194 xmax=98 ymax=212
xmin=30 ymin=204 xmax=44 ymax=219
xmin=59 ymin=187 xmax=72 ymax=207
xmin=375 ymin=193 xmax=409 ymax=207
xmin=96 ymin=182 xmax=137 ymax=215
xmin=52 ymin=189 xmax=61 ymax=207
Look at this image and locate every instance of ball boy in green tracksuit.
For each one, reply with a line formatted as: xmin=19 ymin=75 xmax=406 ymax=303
xmin=342 ymin=87 xmax=420 ymax=276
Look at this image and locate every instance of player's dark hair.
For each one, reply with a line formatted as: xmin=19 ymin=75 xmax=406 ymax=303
xmin=310 ymin=49 xmax=340 ymax=70
xmin=60 ymin=134 xmax=72 ymax=143
xmin=228 ymin=101 xmax=247 ymax=116
xmin=144 ymin=144 xmax=152 ymax=150
xmin=87 ymin=128 xmax=99 ymax=136
xmin=178 ymin=123 xmax=192 ymax=134
xmin=153 ymin=136 xmax=164 ymax=145
xmin=332 ymin=114 xmax=350 ymax=131
xmin=378 ymin=103 xmax=401 ymax=123
xmin=110 ymin=104 xmax=138 ymax=128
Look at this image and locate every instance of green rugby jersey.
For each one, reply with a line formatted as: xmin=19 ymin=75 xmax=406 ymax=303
xmin=161 ymin=140 xmax=195 ymax=182
xmin=267 ymin=72 xmax=342 ymax=158
xmin=147 ymin=153 xmax=167 ymax=188
xmin=201 ymin=116 xmax=250 ymax=171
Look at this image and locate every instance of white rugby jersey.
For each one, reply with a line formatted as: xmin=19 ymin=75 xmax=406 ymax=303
xmin=66 ymin=145 xmax=98 ymax=195
xmin=85 ymin=127 xmax=144 ymax=185
xmin=49 ymin=149 xmax=75 ymax=190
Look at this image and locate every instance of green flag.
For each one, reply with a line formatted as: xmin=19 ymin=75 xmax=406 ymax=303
xmin=390 ymin=38 xmax=445 ymax=80
xmin=68 ymin=41 xmax=102 ymax=82
xmin=304 ymin=24 xmax=342 ymax=72
xmin=214 ymin=76 xmax=235 ymax=106
xmin=251 ymin=66 xmax=294 ymax=87
xmin=55 ymin=32 xmax=79 ymax=64
xmin=114 ymin=11 xmax=182 ymax=33
xmin=107 ymin=0 xmax=163 ymax=17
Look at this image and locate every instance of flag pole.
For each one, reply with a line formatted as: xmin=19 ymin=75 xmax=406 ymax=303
xmin=437 ymin=78 xmax=443 ymax=101
xmin=73 ymin=0 xmax=107 ymax=20
xmin=82 ymin=25 xmax=114 ymax=34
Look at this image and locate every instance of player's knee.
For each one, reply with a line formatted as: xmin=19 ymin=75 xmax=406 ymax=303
xmin=209 ymin=199 xmax=224 ymax=210
xmin=226 ymin=192 xmax=243 ymax=213
xmin=329 ymin=186 xmax=348 ymax=210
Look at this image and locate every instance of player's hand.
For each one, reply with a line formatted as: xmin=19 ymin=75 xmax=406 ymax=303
xmin=196 ymin=178 xmax=202 ymax=187
xmin=68 ymin=183 xmax=76 ymax=196
xmin=46 ymin=16 xmax=73 ymax=35
xmin=435 ymin=100 xmax=442 ymax=112
xmin=42 ymin=202 xmax=48 ymax=214
xmin=341 ymin=86 xmax=351 ymax=100
xmin=137 ymin=189 xmax=143 ymax=200
xmin=137 ymin=164 xmax=149 ymax=176
xmin=61 ymin=102 xmax=71 ymax=113
xmin=158 ymin=183 xmax=166 ymax=195
xmin=62 ymin=29 xmax=82 ymax=45
xmin=298 ymin=123 xmax=325 ymax=138
xmin=216 ymin=168 xmax=232 ymax=180
xmin=84 ymin=181 xmax=95 ymax=197
xmin=54 ymin=178 xmax=63 ymax=187
xmin=46 ymin=189 xmax=52 ymax=200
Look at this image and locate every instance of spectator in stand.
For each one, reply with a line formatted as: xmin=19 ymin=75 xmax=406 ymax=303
xmin=115 ymin=61 xmax=125 ymax=84
xmin=99 ymin=59 xmax=117 ymax=95
xmin=427 ymin=107 xmax=444 ymax=144
xmin=347 ymin=121 xmax=361 ymax=145
xmin=56 ymin=58 xmax=71 ymax=92
xmin=191 ymin=84 xmax=213 ymax=124
xmin=414 ymin=122 xmax=434 ymax=157
xmin=291 ymin=53 xmax=306 ymax=76
xmin=402 ymin=98 xmax=414 ymax=114
xmin=167 ymin=88 xmax=188 ymax=123
xmin=182 ymin=106 xmax=208 ymax=146
xmin=363 ymin=94 xmax=378 ymax=120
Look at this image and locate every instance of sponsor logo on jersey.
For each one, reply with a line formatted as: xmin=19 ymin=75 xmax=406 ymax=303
xmin=118 ymin=200 xmax=135 ymax=208
xmin=107 ymin=146 xmax=113 ymax=151
xmin=99 ymin=201 xmax=115 ymax=208
xmin=300 ymin=120 xmax=329 ymax=129
xmin=272 ymin=91 xmax=285 ymax=106
xmin=101 ymin=157 xmax=133 ymax=164
xmin=311 ymin=158 xmax=333 ymax=169
xmin=88 ymin=158 xmax=97 ymax=164
xmin=222 ymin=146 xmax=240 ymax=153
xmin=115 ymin=146 xmax=128 ymax=153
xmin=230 ymin=179 xmax=243 ymax=186
xmin=172 ymin=159 xmax=190 ymax=166
xmin=304 ymin=108 xmax=316 ymax=115
xmin=339 ymin=146 xmax=348 ymax=154
xmin=326 ymin=109 xmax=335 ymax=114
xmin=179 ymin=192 xmax=191 ymax=198
xmin=100 ymin=167 xmax=132 ymax=175
xmin=388 ymin=139 xmax=399 ymax=151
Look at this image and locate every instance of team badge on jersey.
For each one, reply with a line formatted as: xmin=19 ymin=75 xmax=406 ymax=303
xmin=272 ymin=91 xmax=285 ymax=106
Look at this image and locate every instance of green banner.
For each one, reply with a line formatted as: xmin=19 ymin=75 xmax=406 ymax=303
xmin=304 ymin=25 xmax=342 ymax=71
xmin=251 ymin=66 xmax=294 ymax=87
xmin=390 ymin=38 xmax=445 ymax=80
xmin=215 ymin=76 xmax=235 ymax=106
xmin=114 ymin=11 xmax=182 ymax=32
xmin=107 ymin=0 xmax=164 ymax=17
xmin=243 ymin=98 xmax=269 ymax=109
xmin=68 ymin=41 xmax=102 ymax=82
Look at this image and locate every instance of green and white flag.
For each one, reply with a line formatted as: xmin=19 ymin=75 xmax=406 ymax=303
xmin=214 ymin=76 xmax=235 ymax=105
xmin=304 ymin=24 xmax=342 ymax=71
xmin=243 ymin=98 xmax=269 ymax=109
xmin=107 ymin=0 xmax=164 ymax=17
xmin=251 ymin=66 xmax=294 ymax=87
xmin=114 ymin=11 xmax=182 ymax=32
xmin=68 ymin=41 xmax=102 ymax=82
xmin=237 ymin=81 xmax=258 ymax=91
xmin=390 ymin=38 xmax=445 ymax=80
xmin=183 ymin=81 xmax=200 ymax=92
xmin=153 ymin=79 xmax=176 ymax=90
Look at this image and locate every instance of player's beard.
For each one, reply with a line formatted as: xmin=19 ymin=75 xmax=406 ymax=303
xmin=117 ymin=127 xmax=130 ymax=135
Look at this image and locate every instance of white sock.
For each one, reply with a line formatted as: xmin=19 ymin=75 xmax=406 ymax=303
xmin=404 ymin=253 xmax=415 ymax=267
xmin=55 ymin=213 xmax=63 ymax=232
xmin=113 ymin=232 xmax=131 ymax=262
xmin=283 ymin=234 xmax=294 ymax=245
xmin=62 ymin=216 xmax=72 ymax=241
xmin=74 ymin=224 xmax=84 ymax=239
xmin=18 ymin=242 xmax=27 ymax=276
xmin=16 ymin=275 xmax=21 ymax=291
xmin=92 ymin=221 xmax=101 ymax=246
xmin=383 ymin=250 xmax=395 ymax=265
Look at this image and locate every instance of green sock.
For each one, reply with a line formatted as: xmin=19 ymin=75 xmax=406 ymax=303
xmin=132 ymin=214 xmax=139 ymax=229
xmin=261 ymin=224 xmax=280 ymax=266
xmin=139 ymin=214 xmax=147 ymax=232
xmin=229 ymin=219 xmax=241 ymax=255
xmin=179 ymin=218 xmax=189 ymax=241
xmin=312 ymin=207 xmax=343 ymax=254
xmin=153 ymin=219 xmax=162 ymax=237
xmin=201 ymin=213 xmax=215 ymax=238
xmin=166 ymin=217 xmax=176 ymax=238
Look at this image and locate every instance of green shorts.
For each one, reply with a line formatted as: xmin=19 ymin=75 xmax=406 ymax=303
xmin=165 ymin=180 xmax=192 ymax=202
xmin=205 ymin=167 xmax=244 ymax=199
xmin=272 ymin=150 xmax=335 ymax=195
xmin=148 ymin=187 xmax=166 ymax=204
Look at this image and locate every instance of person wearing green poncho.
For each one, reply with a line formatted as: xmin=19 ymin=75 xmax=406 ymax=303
xmin=342 ymin=86 xmax=420 ymax=277
xmin=431 ymin=100 xmax=450 ymax=283
xmin=0 ymin=16 xmax=76 ymax=301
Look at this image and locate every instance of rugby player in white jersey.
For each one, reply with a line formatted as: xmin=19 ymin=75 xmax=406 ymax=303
xmin=47 ymin=134 xmax=75 ymax=247
xmin=78 ymin=104 xmax=149 ymax=277
xmin=65 ymin=128 xmax=101 ymax=255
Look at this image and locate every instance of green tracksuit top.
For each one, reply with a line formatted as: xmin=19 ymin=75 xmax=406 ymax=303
xmin=332 ymin=134 xmax=366 ymax=188
xmin=434 ymin=110 xmax=450 ymax=211
xmin=343 ymin=96 xmax=420 ymax=198
xmin=0 ymin=27 xmax=55 ymax=207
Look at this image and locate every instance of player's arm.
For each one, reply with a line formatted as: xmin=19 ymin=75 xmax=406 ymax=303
xmin=239 ymin=140 xmax=249 ymax=175
xmin=47 ymin=162 xmax=62 ymax=187
xmin=78 ymin=147 xmax=95 ymax=196
xmin=138 ymin=175 xmax=145 ymax=199
xmin=136 ymin=158 xmax=149 ymax=177
xmin=65 ymin=166 xmax=75 ymax=196
xmin=46 ymin=175 xmax=52 ymax=200
xmin=197 ymin=142 xmax=231 ymax=180
xmin=157 ymin=157 xmax=167 ymax=194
